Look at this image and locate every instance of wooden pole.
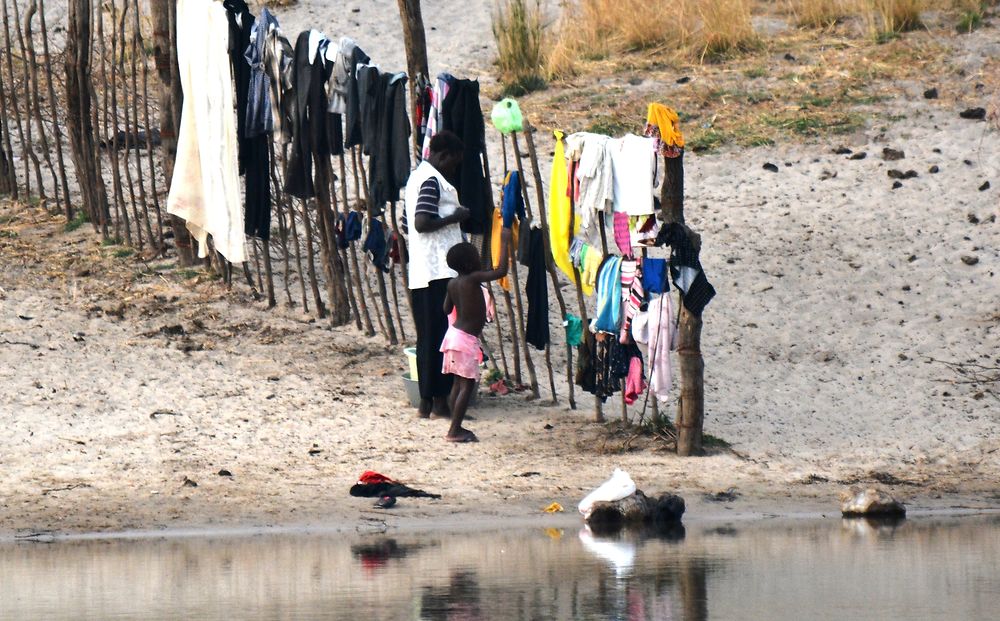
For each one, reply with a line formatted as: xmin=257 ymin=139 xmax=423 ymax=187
xmin=522 ymin=124 xmax=574 ymax=408
xmin=38 ymin=0 xmax=74 ymax=217
xmin=659 ymin=152 xmax=705 ymax=456
xmin=128 ymin=0 xmax=156 ymax=252
xmin=106 ymin=0 xmax=131 ymax=243
xmin=340 ymin=154 xmax=375 ymax=335
xmin=395 ymin=0 xmax=429 ymax=157
xmin=11 ymin=1 xmax=46 ymax=201
xmin=115 ymin=0 xmax=143 ymax=250
xmin=2 ymin=0 xmax=31 ymax=198
xmin=134 ymin=3 xmax=164 ymax=250
xmin=150 ymin=0 xmax=194 ymax=264
xmin=0 ymin=59 xmax=14 ymax=197
xmin=23 ymin=0 xmax=61 ymax=214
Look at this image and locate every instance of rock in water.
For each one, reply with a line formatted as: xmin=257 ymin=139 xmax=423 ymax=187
xmin=586 ymin=490 xmax=685 ymax=534
xmin=840 ymin=488 xmax=906 ymax=517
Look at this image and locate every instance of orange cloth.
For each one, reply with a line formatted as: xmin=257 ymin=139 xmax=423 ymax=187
xmin=491 ymin=206 xmax=518 ymax=291
xmin=646 ymin=103 xmax=684 ymax=149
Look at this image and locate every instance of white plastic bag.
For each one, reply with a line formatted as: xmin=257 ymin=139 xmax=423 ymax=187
xmin=578 ymin=468 xmax=637 ymax=519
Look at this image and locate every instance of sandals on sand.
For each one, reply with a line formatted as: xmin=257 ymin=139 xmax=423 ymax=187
xmin=445 ymin=430 xmax=479 ymax=443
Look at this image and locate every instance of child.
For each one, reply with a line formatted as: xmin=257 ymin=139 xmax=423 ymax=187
xmin=440 ymin=226 xmax=512 ymax=442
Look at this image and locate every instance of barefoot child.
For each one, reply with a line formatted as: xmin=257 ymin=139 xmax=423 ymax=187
xmin=440 ymin=226 xmax=512 ymax=442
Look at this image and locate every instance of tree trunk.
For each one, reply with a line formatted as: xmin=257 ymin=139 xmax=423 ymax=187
xmin=150 ymin=0 xmax=195 ymax=265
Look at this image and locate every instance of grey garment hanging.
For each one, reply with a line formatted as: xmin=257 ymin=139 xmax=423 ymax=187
xmin=244 ymin=8 xmax=279 ymax=139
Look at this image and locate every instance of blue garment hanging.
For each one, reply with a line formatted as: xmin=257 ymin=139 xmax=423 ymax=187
xmin=592 ymin=256 xmax=623 ymax=333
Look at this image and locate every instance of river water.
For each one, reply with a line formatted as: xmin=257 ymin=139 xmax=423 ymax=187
xmin=2 ymin=514 xmax=998 ymax=620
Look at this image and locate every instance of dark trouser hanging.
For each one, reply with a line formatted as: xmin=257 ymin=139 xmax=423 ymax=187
xmin=411 ymin=278 xmax=454 ymax=401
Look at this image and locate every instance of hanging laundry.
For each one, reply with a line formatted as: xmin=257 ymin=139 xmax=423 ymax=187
xmin=619 ymin=259 xmax=644 ymax=345
xmin=364 ymin=218 xmax=391 ymax=272
xmin=328 ymin=37 xmax=361 ymax=115
xmin=342 ymin=43 xmax=372 ymax=149
xmin=284 ymin=30 xmax=334 ymax=200
xmin=566 ymin=132 xmax=613 ymax=234
xmin=260 ymin=21 xmax=294 ymax=143
xmin=609 ymin=134 xmax=657 ymax=216
xmin=441 ymin=78 xmax=490 ymax=235
xmin=612 ymin=212 xmax=631 ymax=255
xmin=623 ymin=347 xmax=647 ymax=405
xmin=245 ymin=8 xmax=279 ymax=138
xmin=630 ymin=214 xmax=659 ymax=248
xmin=580 ymin=244 xmax=602 ymax=295
xmin=229 ymin=3 xmax=271 ymax=241
xmin=168 ymin=0 xmax=245 ymax=263
xmin=491 ymin=206 xmax=519 ymax=291
xmin=419 ymin=73 xmax=454 ymax=160
xmin=564 ymin=313 xmax=583 ymax=347
xmin=501 ymin=170 xmax=526 ymax=227
xmin=413 ymin=75 xmax=432 ymax=152
xmin=549 ymin=130 xmax=577 ymax=283
xmin=631 ymin=293 xmax=677 ymax=403
xmin=642 ymin=258 xmax=669 ymax=294
xmin=645 ymin=102 xmax=685 ymax=158
xmin=657 ymin=223 xmax=716 ymax=316
xmin=592 ymin=256 xmax=623 ymax=333
xmin=523 ymin=227 xmax=549 ymax=350
xmin=363 ymin=70 xmax=411 ymax=209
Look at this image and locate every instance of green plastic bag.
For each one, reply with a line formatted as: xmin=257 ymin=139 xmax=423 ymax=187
xmin=491 ymin=98 xmax=523 ymax=134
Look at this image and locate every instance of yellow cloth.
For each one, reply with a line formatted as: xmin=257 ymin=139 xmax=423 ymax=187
xmin=647 ymin=103 xmax=685 ymax=149
xmin=491 ymin=206 xmax=518 ymax=291
xmin=581 ymin=246 xmax=603 ymax=295
xmin=543 ymin=502 xmax=564 ymax=513
xmin=549 ymin=130 xmax=577 ymax=284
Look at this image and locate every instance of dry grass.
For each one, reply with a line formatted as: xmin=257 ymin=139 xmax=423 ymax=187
xmin=860 ymin=0 xmax=924 ymax=39
xmin=789 ymin=0 xmax=852 ymax=27
xmin=697 ymin=0 xmax=759 ymax=60
xmin=546 ymin=0 xmax=694 ymax=77
xmin=492 ymin=0 xmax=548 ymax=95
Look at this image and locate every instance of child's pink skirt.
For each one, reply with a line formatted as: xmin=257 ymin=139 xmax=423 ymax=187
xmin=440 ymin=325 xmax=482 ymax=380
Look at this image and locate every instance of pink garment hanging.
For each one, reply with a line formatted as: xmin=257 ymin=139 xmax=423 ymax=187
xmin=613 ymin=212 xmax=631 ymax=255
xmin=624 ymin=356 xmax=647 ymax=405
xmin=631 ymin=293 xmax=677 ymax=403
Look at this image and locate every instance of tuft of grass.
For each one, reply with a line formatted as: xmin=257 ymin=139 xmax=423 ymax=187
xmin=0 ymin=229 xmax=18 ymax=239
xmin=688 ymin=128 xmax=727 ymax=152
xmin=744 ymin=66 xmax=768 ymax=79
xmin=101 ymin=236 xmax=124 ymax=246
xmin=697 ymin=0 xmax=759 ymax=61
xmin=956 ymin=10 xmax=983 ymax=32
xmin=585 ymin=115 xmax=635 ymax=136
xmin=790 ymin=0 xmax=850 ymax=28
xmin=64 ymin=210 xmax=90 ymax=233
xmin=801 ymin=94 xmax=834 ymax=108
xmin=493 ymin=0 xmax=548 ymax=96
xmin=861 ymin=0 xmax=923 ymax=41
xmin=547 ymin=0 xmax=694 ymax=77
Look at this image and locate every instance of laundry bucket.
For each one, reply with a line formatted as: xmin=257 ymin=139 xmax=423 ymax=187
xmin=403 ymin=347 xmax=418 ymax=381
xmin=402 ymin=372 xmax=421 ymax=408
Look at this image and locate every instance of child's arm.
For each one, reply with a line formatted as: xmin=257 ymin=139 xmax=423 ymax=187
xmin=443 ymin=286 xmax=454 ymax=315
xmin=473 ymin=227 xmax=512 ymax=283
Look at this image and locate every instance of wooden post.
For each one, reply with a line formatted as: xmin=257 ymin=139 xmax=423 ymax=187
xmin=12 ymin=1 xmax=46 ymax=201
xmin=340 ymin=154 xmax=375 ymax=335
xmin=522 ymin=124 xmax=575 ymax=408
xmin=65 ymin=0 xmax=111 ymax=234
xmin=39 ymin=0 xmax=74 ymax=218
xmin=395 ymin=0 xmax=429 ymax=157
xmin=23 ymin=0 xmax=61 ymax=215
xmin=660 ymin=152 xmax=705 ymax=456
xmin=2 ymin=0 xmax=32 ymax=198
xmin=150 ymin=0 xmax=194 ymax=264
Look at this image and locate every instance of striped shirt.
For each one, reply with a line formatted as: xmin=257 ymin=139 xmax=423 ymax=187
xmin=401 ymin=177 xmax=440 ymax=234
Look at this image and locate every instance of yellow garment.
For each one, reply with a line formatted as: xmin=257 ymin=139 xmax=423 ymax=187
xmin=543 ymin=502 xmax=564 ymax=513
xmin=549 ymin=130 xmax=577 ymax=284
xmin=647 ymin=103 xmax=685 ymax=149
xmin=491 ymin=206 xmax=518 ymax=291
xmin=581 ymin=246 xmax=603 ymax=295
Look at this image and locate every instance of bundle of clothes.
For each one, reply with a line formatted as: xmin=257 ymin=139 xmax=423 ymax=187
xmin=550 ymin=104 xmax=715 ymax=405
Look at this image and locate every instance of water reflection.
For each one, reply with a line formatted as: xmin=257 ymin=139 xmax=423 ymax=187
xmin=0 ymin=515 xmax=998 ymax=620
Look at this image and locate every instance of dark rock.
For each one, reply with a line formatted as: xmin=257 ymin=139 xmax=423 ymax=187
xmin=892 ymin=181 xmax=903 ymax=189
xmin=961 ymin=255 xmax=979 ymax=266
xmin=676 ymin=76 xmax=691 ymax=84
xmin=763 ymin=162 xmax=779 ymax=172
xmin=887 ymin=169 xmax=906 ymax=179
xmin=784 ymin=53 xmax=796 ymax=61
xmin=959 ymin=107 xmax=986 ymax=120
xmin=218 ymin=469 xmax=232 ymax=477
xmin=848 ymin=151 xmax=867 ymax=160
xmin=882 ymin=147 xmax=905 ymax=161
xmin=929 ymin=165 xmax=940 ymax=174
xmin=841 ymin=488 xmax=905 ymax=517
xmin=979 ymin=181 xmax=990 ymax=191
xmin=586 ymin=490 xmax=685 ymax=534
xmin=923 ymin=87 xmax=938 ymax=99
xmin=903 ymin=170 xmax=918 ymax=179
xmin=704 ymin=488 xmax=739 ymax=502
xmin=964 ymin=159 xmax=973 ymax=166
xmin=968 ymin=213 xmax=980 ymax=224
xmin=833 ymin=146 xmax=852 ymax=155
xmin=182 ymin=476 xmax=198 ymax=488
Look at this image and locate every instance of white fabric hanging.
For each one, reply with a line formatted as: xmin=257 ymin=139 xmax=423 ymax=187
xmin=167 ymin=0 xmax=246 ymax=263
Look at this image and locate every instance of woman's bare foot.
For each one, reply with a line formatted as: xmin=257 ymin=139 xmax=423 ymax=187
xmin=445 ymin=428 xmax=479 ymax=443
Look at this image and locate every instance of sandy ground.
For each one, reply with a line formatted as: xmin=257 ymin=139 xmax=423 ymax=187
xmin=0 ymin=3 xmax=998 ymax=537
